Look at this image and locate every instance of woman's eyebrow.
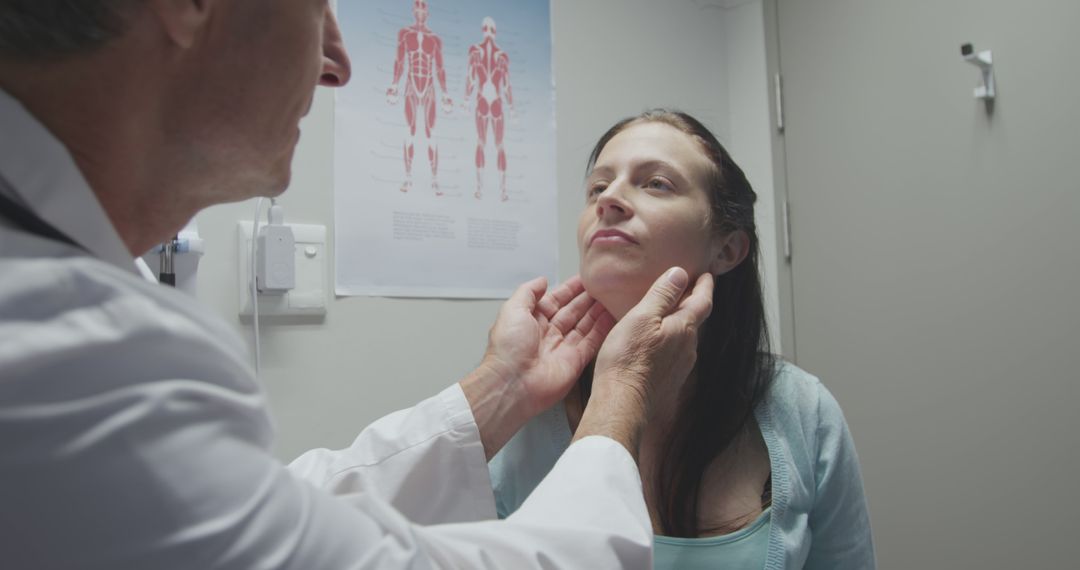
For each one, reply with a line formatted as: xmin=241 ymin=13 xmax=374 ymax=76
xmin=587 ymin=165 xmax=615 ymax=179
xmin=588 ymin=159 xmax=693 ymax=187
xmin=633 ymin=159 xmax=690 ymax=186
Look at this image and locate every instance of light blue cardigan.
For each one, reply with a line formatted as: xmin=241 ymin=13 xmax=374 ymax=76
xmin=489 ymin=362 xmax=876 ymax=569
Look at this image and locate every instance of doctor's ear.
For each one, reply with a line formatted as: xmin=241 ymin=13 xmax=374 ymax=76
xmin=149 ymin=0 xmax=216 ymax=49
xmin=709 ymin=230 xmax=750 ymax=276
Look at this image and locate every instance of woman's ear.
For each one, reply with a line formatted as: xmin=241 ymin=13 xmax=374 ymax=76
xmin=709 ymin=230 xmax=750 ymax=276
xmin=149 ymin=0 xmax=215 ymax=49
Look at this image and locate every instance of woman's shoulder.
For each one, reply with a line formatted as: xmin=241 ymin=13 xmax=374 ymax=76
xmin=764 ymin=360 xmax=824 ymax=410
xmin=760 ymin=360 xmax=851 ymax=447
xmin=488 ymin=402 xmax=573 ymax=518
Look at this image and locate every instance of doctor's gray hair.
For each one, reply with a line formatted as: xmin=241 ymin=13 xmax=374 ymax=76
xmin=0 ymin=0 xmax=140 ymax=59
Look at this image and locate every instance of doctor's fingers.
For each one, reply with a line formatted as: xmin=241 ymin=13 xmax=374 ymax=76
xmin=565 ymin=301 xmax=615 ymax=352
xmin=506 ymin=276 xmax=549 ymax=314
xmin=535 ymin=275 xmax=585 ymax=320
xmin=548 ymin=287 xmax=602 ymax=336
xmin=671 ymin=272 xmax=714 ymax=330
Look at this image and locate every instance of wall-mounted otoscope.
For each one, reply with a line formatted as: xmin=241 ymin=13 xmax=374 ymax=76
xmin=143 ymin=221 xmax=204 ymax=295
xmin=159 ymin=235 xmax=178 ymax=286
xmin=961 ymin=43 xmax=995 ymax=102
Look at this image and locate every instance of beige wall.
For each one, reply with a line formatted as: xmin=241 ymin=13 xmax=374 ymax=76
xmin=774 ymin=0 xmax=1080 ymax=566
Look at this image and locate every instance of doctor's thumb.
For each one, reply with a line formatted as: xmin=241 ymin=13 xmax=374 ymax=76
xmin=637 ymin=267 xmax=689 ymax=318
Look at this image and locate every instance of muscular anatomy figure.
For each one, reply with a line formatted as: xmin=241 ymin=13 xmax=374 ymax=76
xmin=464 ymin=17 xmax=514 ymax=202
xmin=387 ymin=0 xmax=452 ymax=196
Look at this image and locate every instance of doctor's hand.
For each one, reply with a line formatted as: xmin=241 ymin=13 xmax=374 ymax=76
xmin=573 ymin=268 xmax=714 ymax=461
xmin=460 ymin=276 xmax=614 ymax=459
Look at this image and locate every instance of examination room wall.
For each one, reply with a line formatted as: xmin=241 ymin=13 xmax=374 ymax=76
xmin=193 ymin=0 xmax=781 ymax=461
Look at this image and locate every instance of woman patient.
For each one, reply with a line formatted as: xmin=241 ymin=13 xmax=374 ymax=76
xmin=490 ymin=110 xmax=875 ymax=569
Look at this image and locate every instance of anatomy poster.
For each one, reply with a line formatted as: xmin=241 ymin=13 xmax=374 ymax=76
xmin=335 ymin=0 xmax=557 ymax=298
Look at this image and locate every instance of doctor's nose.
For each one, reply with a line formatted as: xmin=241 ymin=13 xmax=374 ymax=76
xmin=320 ymin=10 xmax=352 ymax=87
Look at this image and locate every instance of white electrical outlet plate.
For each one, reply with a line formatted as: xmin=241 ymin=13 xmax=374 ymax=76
xmin=237 ymin=221 xmax=327 ymax=318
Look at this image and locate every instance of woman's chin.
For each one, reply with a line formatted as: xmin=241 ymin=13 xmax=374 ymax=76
xmin=581 ymin=276 xmax=649 ymax=322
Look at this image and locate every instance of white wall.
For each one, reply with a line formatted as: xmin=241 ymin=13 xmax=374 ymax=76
xmin=722 ymin=0 xmax=782 ymax=354
xmin=194 ymin=0 xmax=779 ymax=461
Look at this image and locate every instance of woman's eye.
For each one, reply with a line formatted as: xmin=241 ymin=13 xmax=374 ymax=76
xmin=646 ymin=177 xmax=674 ymax=191
xmin=587 ymin=184 xmax=607 ymax=198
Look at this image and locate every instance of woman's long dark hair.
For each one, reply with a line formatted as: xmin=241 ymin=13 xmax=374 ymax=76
xmin=579 ymin=109 xmax=774 ymax=538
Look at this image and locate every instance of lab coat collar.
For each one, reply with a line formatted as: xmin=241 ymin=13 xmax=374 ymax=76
xmin=0 ymin=88 xmax=140 ymax=276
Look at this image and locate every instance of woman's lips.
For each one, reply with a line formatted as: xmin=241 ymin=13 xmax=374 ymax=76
xmin=589 ymin=228 xmax=639 ymax=246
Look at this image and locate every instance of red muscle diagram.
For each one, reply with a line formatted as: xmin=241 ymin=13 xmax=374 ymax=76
xmin=387 ymin=0 xmax=453 ymax=196
xmin=464 ymin=17 xmax=514 ymax=202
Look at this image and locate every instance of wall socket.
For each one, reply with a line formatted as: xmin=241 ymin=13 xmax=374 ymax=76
xmin=236 ymin=221 xmax=327 ymax=318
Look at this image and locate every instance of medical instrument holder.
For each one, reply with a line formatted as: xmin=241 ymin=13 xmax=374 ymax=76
xmin=961 ymin=43 xmax=995 ymax=103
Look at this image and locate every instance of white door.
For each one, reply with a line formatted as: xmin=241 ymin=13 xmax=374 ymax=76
xmin=776 ymin=0 xmax=1080 ymax=567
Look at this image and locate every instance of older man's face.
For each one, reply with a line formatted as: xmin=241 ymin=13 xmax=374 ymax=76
xmin=172 ymin=0 xmax=351 ymax=203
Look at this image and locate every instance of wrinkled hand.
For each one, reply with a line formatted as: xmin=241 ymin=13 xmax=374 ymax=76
xmin=482 ymin=276 xmax=615 ymax=418
xmin=592 ymin=268 xmax=714 ymax=424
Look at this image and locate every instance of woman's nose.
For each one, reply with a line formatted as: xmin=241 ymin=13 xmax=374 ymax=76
xmin=320 ymin=10 xmax=352 ymax=87
xmin=595 ymin=184 xmax=632 ymax=221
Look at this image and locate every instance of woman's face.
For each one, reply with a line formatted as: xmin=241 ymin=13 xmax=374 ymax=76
xmin=577 ymin=121 xmax=721 ymax=319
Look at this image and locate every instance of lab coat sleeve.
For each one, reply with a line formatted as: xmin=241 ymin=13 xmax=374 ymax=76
xmin=0 ymin=260 xmax=652 ymax=570
xmin=288 ymin=384 xmax=498 ymax=525
xmin=803 ymin=383 xmax=877 ymax=569
xmin=326 ymin=436 xmax=653 ymax=569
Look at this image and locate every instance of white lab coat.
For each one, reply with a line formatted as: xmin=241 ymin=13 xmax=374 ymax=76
xmin=0 ymin=89 xmax=652 ymax=569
